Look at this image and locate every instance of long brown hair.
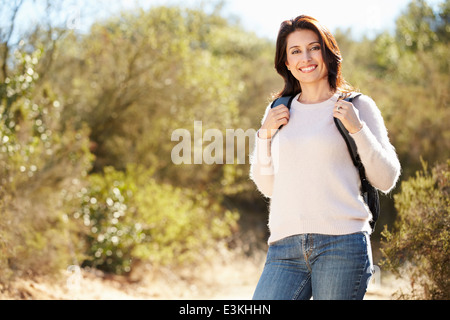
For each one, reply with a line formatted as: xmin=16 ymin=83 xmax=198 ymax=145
xmin=274 ymin=15 xmax=355 ymax=99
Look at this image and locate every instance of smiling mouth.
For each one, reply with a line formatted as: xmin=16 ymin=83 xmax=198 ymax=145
xmin=300 ymin=65 xmax=318 ymax=73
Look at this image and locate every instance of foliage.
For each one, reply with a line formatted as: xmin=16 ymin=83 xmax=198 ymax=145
xmin=0 ymin=44 xmax=93 ymax=282
xmin=0 ymin=4 xmax=261 ymax=283
xmin=50 ymin=7 xmax=240 ymax=169
xmin=381 ymin=160 xmax=449 ymax=299
xmin=74 ymin=165 xmax=239 ymax=274
xmin=340 ymin=0 xmax=449 ymax=179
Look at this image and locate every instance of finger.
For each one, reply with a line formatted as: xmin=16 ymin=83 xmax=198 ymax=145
xmin=333 ymin=108 xmax=345 ymax=119
xmin=272 ymin=104 xmax=288 ymax=110
xmin=277 ymin=118 xmax=289 ymax=127
xmin=278 ymin=114 xmax=290 ymax=124
xmin=333 ymin=111 xmax=342 ymax=119
xmin=338 ymin=100 xmax=353 ymax=108
xmin=275 ymin=110 xmax=289 ymax=121
xmin=280 ymin=110 xmax=290 ymax=120
xmin=335 ymin=101 xmax=345 ymax=110
xmin=271 ymin=109 xmax=290 ymax=121
xmin=272 ymin=114 xmax=288 ymax=125
xmin=272 ymin=106 xmax=290 ymax=116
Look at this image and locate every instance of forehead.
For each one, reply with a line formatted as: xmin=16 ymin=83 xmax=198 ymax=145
xmin=286 ymin=29 xmax=319 ymax=47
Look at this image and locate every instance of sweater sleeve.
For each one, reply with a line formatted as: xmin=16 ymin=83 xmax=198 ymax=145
xmin=250 ymin=104 xmax=275 ymax=198
xmin=350 ymin=95 xmax=401 ymax=193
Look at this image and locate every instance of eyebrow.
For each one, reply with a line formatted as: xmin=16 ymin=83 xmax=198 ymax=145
xmin=289 ymin=41 xmax=320 ymax=50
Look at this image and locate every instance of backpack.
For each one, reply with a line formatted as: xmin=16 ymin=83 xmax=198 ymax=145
xmin=270 ymin=93 xmax=380 ymax=231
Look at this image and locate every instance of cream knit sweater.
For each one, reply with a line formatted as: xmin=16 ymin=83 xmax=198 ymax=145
xmin=250 ymin=93 xmax=401 ymax=244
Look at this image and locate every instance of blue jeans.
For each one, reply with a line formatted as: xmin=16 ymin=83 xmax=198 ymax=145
xmin=253 ymin=232 xmax=373 ymax=300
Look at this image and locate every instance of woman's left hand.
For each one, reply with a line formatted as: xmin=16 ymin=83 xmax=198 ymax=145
xmin=333 ymin=99 xmax=363 ymax=134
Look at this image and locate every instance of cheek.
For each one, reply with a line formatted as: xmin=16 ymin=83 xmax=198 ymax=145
xmin=285 ymin=55 xmax=295 ymax=68
xmin=286 ymin=56 xmax=303 ymax=72
xmin=312 ymin=51 xmax=325 ymax=64
xmin=315 ymin=53 xmax=328 ymax=72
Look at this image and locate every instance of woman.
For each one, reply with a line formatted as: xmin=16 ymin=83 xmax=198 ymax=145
xmin=250 ymin=15 xmax=401 ymax=300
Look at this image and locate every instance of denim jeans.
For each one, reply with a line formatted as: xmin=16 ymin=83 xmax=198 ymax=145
xmin=253 ymin=232 xmax=373 ymax=300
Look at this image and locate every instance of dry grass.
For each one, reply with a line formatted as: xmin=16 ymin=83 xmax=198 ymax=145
xmin=0 ymin=248 xmax=409 ymax=300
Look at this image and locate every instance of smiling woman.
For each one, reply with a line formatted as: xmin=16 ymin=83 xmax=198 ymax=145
xmin=250 ymin=14 xmax=401 ymax=300
xmin=274 ymin=15 xmax=354 ymax=100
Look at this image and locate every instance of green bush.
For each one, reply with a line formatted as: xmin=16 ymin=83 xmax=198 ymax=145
xmin=74 ymin=165 xmax=239 ymax=274
xmin=0 ymin=47 xmax=93 ymax=283
xmin=381 ymin=160 xmax=449 ymax=299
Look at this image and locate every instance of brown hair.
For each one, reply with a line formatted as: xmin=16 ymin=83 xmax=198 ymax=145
xmin=274 ymin=15 xmax=355 ymax=99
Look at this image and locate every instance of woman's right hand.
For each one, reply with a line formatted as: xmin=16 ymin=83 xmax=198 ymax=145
xmin=258 ymin=105 xmax=290 ymax=139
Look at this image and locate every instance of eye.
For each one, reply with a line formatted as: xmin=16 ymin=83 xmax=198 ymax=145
xmin=310 ymin=46 xmax=320 ymax=51
xmin=291 ymin=49 xmax=301 ymax=54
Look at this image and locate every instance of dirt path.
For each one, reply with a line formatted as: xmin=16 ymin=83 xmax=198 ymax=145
xmin=0 ymin=273 xmax=402 ymax=300
xmin=0 ymin=257 xmax=406 ymax=300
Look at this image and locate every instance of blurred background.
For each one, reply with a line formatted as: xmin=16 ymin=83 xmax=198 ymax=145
xmin=0 ymin=0 xmax=448 ymax=299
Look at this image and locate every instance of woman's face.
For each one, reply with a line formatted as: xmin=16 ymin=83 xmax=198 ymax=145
xmin=285 ymin=29 xmax=328 ymax=86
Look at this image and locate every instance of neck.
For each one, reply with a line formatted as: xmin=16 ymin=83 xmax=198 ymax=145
xmin=298 ymin=81 xmax=335 ymax=104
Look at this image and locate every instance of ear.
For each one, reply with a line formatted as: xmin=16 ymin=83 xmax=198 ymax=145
xmin=285 ymin=61 xmax=290 ymax=71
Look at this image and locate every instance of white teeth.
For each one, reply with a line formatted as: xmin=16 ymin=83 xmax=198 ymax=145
xmin=301 ymin=66 xmax=317 ymax=72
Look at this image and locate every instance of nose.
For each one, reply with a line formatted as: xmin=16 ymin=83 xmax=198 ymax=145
xmin=301 ymin=51 xmax=312 ymax=63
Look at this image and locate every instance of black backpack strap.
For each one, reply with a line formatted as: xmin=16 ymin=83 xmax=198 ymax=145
xmin=270 ymin=95 xmax=296 ymax=110
xmin=335 ymin=94 xmax=380 ymax=231
xmin=333 ymin=94 xmax=361 ymax=166
xmin=333 ymin=94 xmax=369 ymax=191
xmin=270 ymin=95 xmax=295 ymax=130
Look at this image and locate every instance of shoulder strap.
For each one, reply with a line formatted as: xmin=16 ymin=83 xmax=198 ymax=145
xmin=270 ymin=95 xmax=295 ymax=130
xmin=333 ymin=94 xmax=369 ymax=191
xmin=333 ymin=94 xmax=361 ymax=166
xmin=270 ymin=95 xmax=296 ymax=110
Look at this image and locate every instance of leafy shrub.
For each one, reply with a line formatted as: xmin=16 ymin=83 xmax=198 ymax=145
xmin=0 ymin=47 xmax=93 ymax=283
xmin=74 ymin=165 xmax=239 ymax=274
xmin=381 ymin=160 xmax=449 ymax=299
